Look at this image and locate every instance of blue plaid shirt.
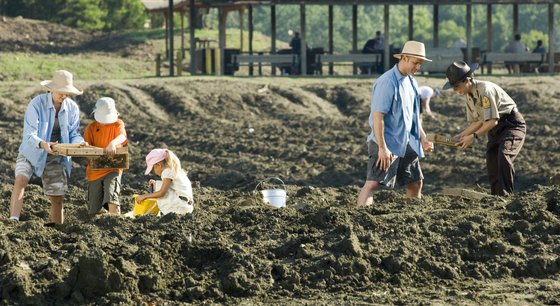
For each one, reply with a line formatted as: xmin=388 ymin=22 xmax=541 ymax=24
xmin=18 ymin=93 xmax=84 ymax=177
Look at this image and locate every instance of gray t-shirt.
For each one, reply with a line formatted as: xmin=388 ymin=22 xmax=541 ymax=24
xmin=50 ymin=114 xmax=61 ymax=143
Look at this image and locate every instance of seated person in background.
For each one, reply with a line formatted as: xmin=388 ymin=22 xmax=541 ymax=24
xmin=504 ymin=33 xmax=527 ymax=74
xmin=532 ymin=40 xmax=546 ymax=73
xmin=533 ymin=40 xmax=546 ymax=54
xmin=418 ymin=86 xmax=441 ymax=119
xmin=361 ymin=31 xmax=384 ymax=74
xmin=289 ymin=32 xmax=302 ymax=74
xmin=452 ymin=38 xmax=467 ymax=48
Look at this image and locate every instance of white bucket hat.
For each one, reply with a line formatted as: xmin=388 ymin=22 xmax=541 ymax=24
xmin=393 ymin=40 xmax=432 ymax=62
xmin=93 ymin=97 xmax=119 ymax=124
xmin=40 ymin=70 xmax=83 ymax=95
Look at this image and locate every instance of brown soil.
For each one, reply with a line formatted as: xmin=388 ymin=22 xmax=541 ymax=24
xmin=1 ymin=15 xmax=560 ymax=306
xmin=0 ymin=16 xmax=155 ymax=57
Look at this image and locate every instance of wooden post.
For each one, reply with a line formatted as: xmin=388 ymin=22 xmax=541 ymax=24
xmin=189 ymin=0 xmax=196 ymax=75
xmin=249 ymin=5 xmax=254 ymax=76
xmin=352 ymin=4 xmax=357 ymax=75
xmin=239 ymin=9 xmax=244 ymax=53
xmin=383 ymin=5 xmax=390 ymax=71
xmin=164 ymin=13 xmax=169 ymax=59
xmin=549 ymin=3 xmax=556 ymax=74
xmin=156 ymin=53 xmax=161 ymax=77
xmin=466 ymin=4 xmax=472 ymax=63
xmin=487 ymin=4 xmax=493 ymax=74
xmin=433 ymin=5 xmax=439 ymax=47
xmin=176 ymin=50 xmax=183 ymax=76
xmin=168 ymin=0 xmax=174 ymax=77
xmin=300 ymin=3 xmax=307 ymax=76
xmin=180 ymin=10 xmax=185 ymax=59
xmin=218 ymin=8 xmax=227 ymax=76
xmin=328 ymin=5 xmax=334 ymax=75
xmin=271 ymin=4 xmax=277 ymax=76
xmin=513 ymin=4 xmax=519 ymax=37
xmin=408 ymin=5 xmax=413 ymax=40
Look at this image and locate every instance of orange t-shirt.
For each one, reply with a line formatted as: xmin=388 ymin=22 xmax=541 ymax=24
xmin=84 ymin=119 xmax=128 ymax=181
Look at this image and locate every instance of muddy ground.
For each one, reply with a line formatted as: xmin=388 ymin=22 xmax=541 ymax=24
xmin=0 ymin=75 xmax=559 ymax=305
xmin=1 ymin=14 xmax=560 ymax=306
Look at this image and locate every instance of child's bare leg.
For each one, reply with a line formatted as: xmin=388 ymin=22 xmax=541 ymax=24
xmin=10 ymin=175 xmax=29 ymax=220
xmin=108 ymin=203 xmax=120 ymax=215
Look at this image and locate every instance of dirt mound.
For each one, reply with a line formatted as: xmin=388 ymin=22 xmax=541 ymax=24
xmin=0 ymin=16 xmax=154 ymax=57
xmin=0 ymin=77 xmax=559 ymax=304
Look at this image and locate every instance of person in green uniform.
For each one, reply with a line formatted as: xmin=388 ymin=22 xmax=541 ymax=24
xmin=443 ymin=61 xmax=526 ymax=196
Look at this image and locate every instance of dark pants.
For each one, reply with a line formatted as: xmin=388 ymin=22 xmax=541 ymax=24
xmin=486 ymin=111 xmax=526 ymax=196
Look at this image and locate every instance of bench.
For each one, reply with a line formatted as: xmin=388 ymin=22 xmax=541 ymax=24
xmin=421 ymin=48 xmax=465 ymax=74
xmin=232 ymin=54 xmax=298 ymax=76
xmin=481 ymin=52 xmax=545 ymax=74
xmin=315 ymin=53 xmax=381 ymax=75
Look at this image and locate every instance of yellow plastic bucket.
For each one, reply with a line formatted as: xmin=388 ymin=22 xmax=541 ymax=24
xmin=133 ymin=195 xmax=159 ymax=216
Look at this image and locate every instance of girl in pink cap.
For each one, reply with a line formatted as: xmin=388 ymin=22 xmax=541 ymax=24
xmin=135 ymin=148 xmax=193 ymax=215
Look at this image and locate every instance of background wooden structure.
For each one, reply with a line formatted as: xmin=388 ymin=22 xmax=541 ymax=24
xmin=141 ymin=0 xmax=558 ymax=76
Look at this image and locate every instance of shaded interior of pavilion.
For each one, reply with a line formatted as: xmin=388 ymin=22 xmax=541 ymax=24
xmin=141 ymin=0 xmax=558 ymax=76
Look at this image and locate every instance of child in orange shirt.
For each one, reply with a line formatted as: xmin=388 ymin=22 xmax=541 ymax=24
xmin=84 ymin=97 xmax=128 ymax=216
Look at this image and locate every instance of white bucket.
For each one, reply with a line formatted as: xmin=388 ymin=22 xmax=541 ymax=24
xmin=255 ymin=177 xmax=287 ymax=208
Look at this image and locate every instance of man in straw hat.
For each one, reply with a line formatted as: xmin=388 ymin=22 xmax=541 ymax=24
xmin=443 ymin=61 xmax=526 ymax=196
xmin=8 ymin=70 xmax=86 ymax=225
xmin=357 ymin=41 xmax=434 ymax=207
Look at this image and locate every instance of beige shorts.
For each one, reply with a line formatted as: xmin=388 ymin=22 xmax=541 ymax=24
xmin=15 ymin=153 xmax=68 ymax=196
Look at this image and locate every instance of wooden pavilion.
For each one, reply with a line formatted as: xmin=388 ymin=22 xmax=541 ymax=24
xmin=140 ymin=0 xmax=558 ymax=76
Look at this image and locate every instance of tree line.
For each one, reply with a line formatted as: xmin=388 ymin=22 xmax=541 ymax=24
xmin=0 ymin=1 xmax=557 ymax=53
xmin=0 ymin=0 xmax=147 ymax=31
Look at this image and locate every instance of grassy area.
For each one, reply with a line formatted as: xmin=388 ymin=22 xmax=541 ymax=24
xmin=0 ymin=52 xmax=153 ymax=82
xmin=0 ymin=27 xmax=289 ymax=81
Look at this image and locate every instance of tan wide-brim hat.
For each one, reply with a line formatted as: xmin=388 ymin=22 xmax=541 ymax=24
xmin=393 ymin=40 xmax=432 ymax=62
xmin=40 ymin=70 xmax=83 ymax=96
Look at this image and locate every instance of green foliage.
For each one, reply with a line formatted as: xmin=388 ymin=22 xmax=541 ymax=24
xmin=1 ymin=0 xmax=148 ymax=31
xmin=56 ymin=0 xmax=106 ymax=31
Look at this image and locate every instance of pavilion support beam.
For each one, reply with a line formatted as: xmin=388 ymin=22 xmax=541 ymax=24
xmin=249 ymin=4 xmax=254 ymax=76
xmin=513 ymin=4 xmax=519 ymax=36
xmin=466 ymin=4 xmax=472 ymax=63
xmin=328 ymin=4 xmax=334 ymax=75
xmin=180 ymin=11 xmax=185 ymax=59
xmin=433 ymin=5 xmax=439 ymax=47
xmin=271 ymin=4 xmax=277 ymax=75
xmin=189 ymin=0 xmax=196 ymax=75
xmin=548 ymin=3 xmax=556 ymax=74
xmin=300 ymin=3 xmax=307 ymax=76
xmin=352 ymin=4 xmax=358 ymax=75
xmin=408 ymin=5 xmax=413 ymax=40
xmin=164 ymin=13 xmax=169 ymax=59
xmin=239 ymin=9 xmax=244 ymax=53
xmin=218 ymin=7 xmax=227 ymax=76
xmin=168 ymin=0 xmax=174 ymax=76
xmin=487 ymin=4 xmax=493 ymax=74
xmin=383 ymin=5 xmax=390 ymax=71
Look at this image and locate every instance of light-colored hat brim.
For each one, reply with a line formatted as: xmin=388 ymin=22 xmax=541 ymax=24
xmin=40 ymin=80 xmax=83 ymax=95
xmin=393 ymin=53 xmax=433 ymax=62
xmin=94 ymin=112 xmax=119 ymax=124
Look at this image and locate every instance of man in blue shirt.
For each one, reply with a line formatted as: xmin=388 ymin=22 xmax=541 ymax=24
xmin=357 ymin=41 xmax=434 ymax=207
xmin=9 ymin=70 xmax=85 ymax=225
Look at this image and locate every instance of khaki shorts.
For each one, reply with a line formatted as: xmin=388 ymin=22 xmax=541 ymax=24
xmin=87 ymin=172 xmax=121 ymax=215
xmin=15 ymin=153 xmax=67 ymax=196
xmin=366 ymin=141 xmax=423 ymax=188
